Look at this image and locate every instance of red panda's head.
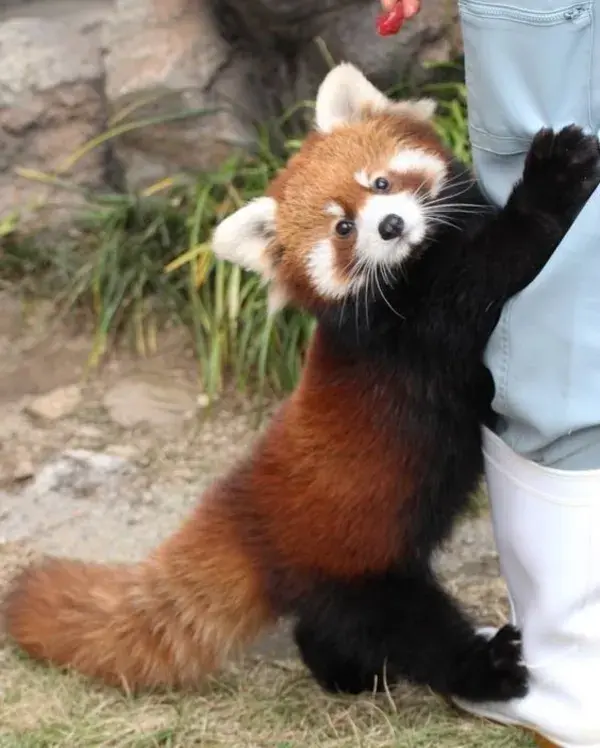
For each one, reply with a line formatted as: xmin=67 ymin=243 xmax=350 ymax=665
xmin=212 ymin=63 xmax=452 ymax=313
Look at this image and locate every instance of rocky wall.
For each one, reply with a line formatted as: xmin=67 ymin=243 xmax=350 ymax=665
xmin=0 ymin=0 xmax=459 ymax=229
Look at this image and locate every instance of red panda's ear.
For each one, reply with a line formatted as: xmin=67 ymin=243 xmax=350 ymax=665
xmin=267 ymin=284 xmax=290 ymax=315
xmin=314 ymin=62 xmax=437 ymax=133
xmin=212 ymin=197 xmax=277 ymax=277
xmin=389 ymin=98 xmax=437 ymax=121
xmin=213 ymin=197 xmax=291 ymax=315
xmin=315 ymin=63 xmax=389 ymax=133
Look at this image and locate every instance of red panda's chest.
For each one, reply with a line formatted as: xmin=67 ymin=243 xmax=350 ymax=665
xmin=248 ymin=340 xmax=422 ymax=578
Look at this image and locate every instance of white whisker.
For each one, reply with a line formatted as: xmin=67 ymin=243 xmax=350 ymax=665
xmin=429 ymin=181 xmax=478 ymax=203
xmin=439 ymin=172 xmax=477 ymax=189
xmin=363 ymin=265 xmax=371 ymax=331
xmin=426 ymin=215 xmax=464 ymax=232
xmin=425 ymin=197 xmax=478 ymax=211
xmin=423 ymin=203 xmax=490 ymax=213
xmin=375 ymin=269 xmax=404 ymax=319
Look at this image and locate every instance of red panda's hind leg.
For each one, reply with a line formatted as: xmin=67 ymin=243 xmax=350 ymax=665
xmin=292 ymin=567 xmax=528 ymax=701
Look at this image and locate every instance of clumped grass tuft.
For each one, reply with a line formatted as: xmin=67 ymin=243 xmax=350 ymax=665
xmin=0 ymin=65 xmax=469 ymax=398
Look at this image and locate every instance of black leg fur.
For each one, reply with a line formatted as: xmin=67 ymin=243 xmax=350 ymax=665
xmin=294 ymin=567 xmax=527 ymax=702
xmin=290 ymin=126 xmax=599 ymax=702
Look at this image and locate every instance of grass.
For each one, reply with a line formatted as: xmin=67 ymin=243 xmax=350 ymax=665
xmin=0 ymin=651 xmax=534 ymax=748
xmin=2 ymin=135 xmax=316 ymax=400
xmin=0 ymin=62 xmax=470 ymax=400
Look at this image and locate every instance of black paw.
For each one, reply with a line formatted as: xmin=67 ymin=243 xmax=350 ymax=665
xmin=523 ymin=125 xmax=600 ymax=215
xmin=451 ymin=624 xmax=529 ymax=702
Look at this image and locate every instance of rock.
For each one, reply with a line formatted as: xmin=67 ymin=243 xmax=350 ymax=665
xmin=104 ymin=0 xmax=459 ymax=190
xmin=103 ymin=376 xmax=197 ymax=428
xmin=196 ymin=393 xmax=211 ymax=409
xmin=12 ymin=455 xmax=35 ymax=483
xmin=0 ymin=19 xmax=101 ymax=101
xmin=0 ymin=408 xmax=32 ymax=442
xmin=213 ymin=0 xmax=460 ymax=122
xmin=0 ymin=0 xmax=460 ymax=229
xmin=296 ymin=0 xmax=459 ymax=98
xmin=0 ymin=0 xmax=109 ymax=29
xmin=25 ymin=385 xmax=82 ymax=421
xmin=105 ymin=444 xmax=139 ymax=461
xmin=0 ymin=446 xmax=35 ymax=487
xmin=75 ymin=424 xmax=106 ymax=442
xmin=0 ymin=15 xmax=118 ymax=228
xmin=105 ymin=0 xmax=256 ymax=189
xmin=31 ymin=448 xmax=133 ymax=496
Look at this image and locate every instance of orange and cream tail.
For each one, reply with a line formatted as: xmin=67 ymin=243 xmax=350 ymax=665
xmin=3 ymin=496 xmax=273 ymax=691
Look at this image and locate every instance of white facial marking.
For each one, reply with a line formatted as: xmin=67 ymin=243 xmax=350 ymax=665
xmin=389 ymin=150 xmax=447 ymax=195
xmin=355 ymin=192 xmax=425 ymax=268
xmin=325 ymin=201 xmax=344 ymax=218
xmin=306 ymin=239 xmax=364 ymax=300
xmin=308 ymin=191 xmax=428 ymax=301
xmin=354 ymin=170 xmax=370 ymax=189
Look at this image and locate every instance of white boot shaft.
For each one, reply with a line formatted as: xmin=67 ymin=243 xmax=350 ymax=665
xmin=459 ymin=429 xmax=600 ymax=747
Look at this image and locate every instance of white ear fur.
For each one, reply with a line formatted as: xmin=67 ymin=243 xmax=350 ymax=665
xmin=315 ymin=62 xmax=437 ymax=133
xmin=267 ymin=284 xmax=290 ymax=315
xmin=390 ymin=98 xmax=437 ymax=121
xmin=211 ymin=197 xmax=277 ymax=276
xmin=315 ymin=63 xmax=389 ymax=133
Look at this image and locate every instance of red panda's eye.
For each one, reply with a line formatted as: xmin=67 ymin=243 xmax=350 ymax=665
xmin=335 ymin=220 xmax=355 ymax=237
xmin=373 ymin=177 xmax=391 ymax=193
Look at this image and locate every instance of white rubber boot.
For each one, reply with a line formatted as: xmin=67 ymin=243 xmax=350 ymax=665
xmin=454 ymin=427 xmax=600 ymax=748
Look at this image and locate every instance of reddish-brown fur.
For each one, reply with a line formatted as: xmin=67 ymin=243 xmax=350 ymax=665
xmin=3 ymin=328 xmax=419 ymax=690
xmin=2 ymin=106 xmax=439 ymax=692
xmin=246 ymin=331 xmax=419 ymax=576
xmin=4 ymin=495 xmax=272 ymax=690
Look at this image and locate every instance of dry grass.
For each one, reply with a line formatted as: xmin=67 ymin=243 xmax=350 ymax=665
xmin=0 ymin=650 xmax=536 ymax=748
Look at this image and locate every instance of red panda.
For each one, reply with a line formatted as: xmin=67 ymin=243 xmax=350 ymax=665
xmin=3 ymin=64 xmax=599 ymax=702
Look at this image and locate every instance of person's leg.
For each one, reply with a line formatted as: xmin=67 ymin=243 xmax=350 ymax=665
xmin=454 ymin=425 xmax=600 ymax=748
xmin=456 ymin=1 xmax=600 ymax=745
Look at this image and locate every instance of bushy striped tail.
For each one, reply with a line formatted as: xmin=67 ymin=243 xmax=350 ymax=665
xmin=3 ymin=495 xmax=273 ymax=691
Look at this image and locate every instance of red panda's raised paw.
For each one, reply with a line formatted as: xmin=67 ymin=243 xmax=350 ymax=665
xmin=522 ymin=125 xmax=600 ymax=217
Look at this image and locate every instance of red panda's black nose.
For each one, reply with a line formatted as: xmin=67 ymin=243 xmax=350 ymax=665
xmin=378 ymin=214 xmax=405 ymax=240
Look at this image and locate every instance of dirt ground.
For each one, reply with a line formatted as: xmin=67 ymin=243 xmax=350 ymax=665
xmin=0 ymin=289 xmax=530 ymax=747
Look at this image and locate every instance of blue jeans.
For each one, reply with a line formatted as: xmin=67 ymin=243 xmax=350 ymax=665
xmin=458 ymin=0 xmax=600 ymax=469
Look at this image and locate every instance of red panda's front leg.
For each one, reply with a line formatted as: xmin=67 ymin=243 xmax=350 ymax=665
xmin=431 ymin=126 xmax=600 ymax=355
